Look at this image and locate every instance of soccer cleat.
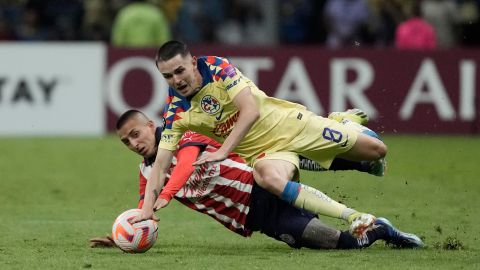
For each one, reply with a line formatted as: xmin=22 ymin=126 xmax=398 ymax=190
xmin=329 ymin=109 xmax=380 ymax=140
xmin=348 ymin=213 xmax=376 ymax=238
xmin=375 ymin=217 xmax=424 ymax=248
xmin=328 ymin=108 xmax=369 ymax=125
xmin=363 ymin=158 xmax=387 ymax=177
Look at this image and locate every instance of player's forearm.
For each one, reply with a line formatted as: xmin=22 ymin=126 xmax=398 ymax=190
xmin=220 ymin=87 xmax=259 ymax=154
xmin=158 ymin=171 xmax=189 ymax=202
xmin=141 ymin=149 xmax=173 ymax=211
xmin=219 ymin=107 xmax=259 ymax=154
xmin=142 ymin=165 xmax=166 ymax=211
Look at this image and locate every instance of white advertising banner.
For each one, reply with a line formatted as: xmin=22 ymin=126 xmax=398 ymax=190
xmin=0 ymin=43 xmax=105 ymax=136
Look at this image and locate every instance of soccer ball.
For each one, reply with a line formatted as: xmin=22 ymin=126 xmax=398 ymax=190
xmin=111 ymin=209 xmax=158 ymax=253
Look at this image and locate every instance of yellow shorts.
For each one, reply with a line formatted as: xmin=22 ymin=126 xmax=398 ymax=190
xmin=250 ymin=112 xmax=358 ymax=169
xmin=252 ymin=151 xmax=300 ymax=170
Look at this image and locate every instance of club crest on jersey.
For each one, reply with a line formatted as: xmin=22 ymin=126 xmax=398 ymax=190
xmin=201 ymin=95 xmax=221 ymax=115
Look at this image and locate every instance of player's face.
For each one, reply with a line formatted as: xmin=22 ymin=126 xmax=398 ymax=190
xmin=157 ymin=54 xmax=201 ymax=97
xmin=117 ymin=117 xmax=157 ymax=158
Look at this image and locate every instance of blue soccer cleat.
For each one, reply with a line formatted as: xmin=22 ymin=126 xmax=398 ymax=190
xmin=375 ymin=217 xmax=424 ymax=248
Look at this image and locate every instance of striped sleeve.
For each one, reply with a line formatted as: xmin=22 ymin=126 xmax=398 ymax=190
xmin=159 ymin=145 xmax=201 ymax=202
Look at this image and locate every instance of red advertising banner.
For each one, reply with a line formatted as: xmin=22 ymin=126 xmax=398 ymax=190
xmin=106 ymin=46 xmax=480 ymax=134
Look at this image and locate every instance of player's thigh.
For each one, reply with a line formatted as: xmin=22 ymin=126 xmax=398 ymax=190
xmin=337 ymin=133 xmax=387 ymax=161
xmin=253 ymin=158 xmax=297 ymax=196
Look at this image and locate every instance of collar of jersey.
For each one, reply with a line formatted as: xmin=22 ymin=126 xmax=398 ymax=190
xmin=189 ymin=56 xmax=213 ymax=100
xmin=166 ymin=57 xmax=213 ymax=103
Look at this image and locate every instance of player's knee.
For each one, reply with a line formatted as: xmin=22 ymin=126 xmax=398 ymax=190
xmin=365 ymin=136 xmax=387 ymax=159
xmin=253 ymin=169 xmax=287 ymax=196
xmin=254 ymin=160 xmax=296 ymax=195
xmin=375 ymin=140 xmax=387 ymax=159
xmin=256 ymin=174 xmax=281 ymax=193
xmin=378 ymin=141 xmax=388 ymax=158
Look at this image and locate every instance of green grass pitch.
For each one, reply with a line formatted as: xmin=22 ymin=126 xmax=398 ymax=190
xmin=0 ymin=135 xmax=479 ymax=269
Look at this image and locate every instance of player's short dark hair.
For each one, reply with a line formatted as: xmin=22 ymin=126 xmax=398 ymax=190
xmin=154 ymin=40 xmax=190 ymax=66
xmin=116 ymin=109 xmax=148 ymax=130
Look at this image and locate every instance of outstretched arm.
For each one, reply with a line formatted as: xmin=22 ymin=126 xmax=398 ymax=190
xmin=131 ymin=148 xmax=173 ymax=223
xmin=193 ymin=87 xmax=259 ymax=165
xmin=154 ymin=145 xmax=201 ymax=210
xmin=91 ymin=147 xmax=189 ymax=246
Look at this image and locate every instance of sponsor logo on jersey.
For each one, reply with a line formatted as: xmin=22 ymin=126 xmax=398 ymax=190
xmin=161 ymin=134 xmax=175 ymax=144
xmin=201 ymin=95 xmax=221 ymax=115
xmin=226 ymin=78 xmax=241 ymax=91
xmin=162 ymin=134 xmax=173 ymax=140
xmin=182 ymin=162 xmax=218 ymax=198
xmin=212 ymin=111 xmax=240 ymax=138
xmin=224 ymin=65 xmax=237 ymax=78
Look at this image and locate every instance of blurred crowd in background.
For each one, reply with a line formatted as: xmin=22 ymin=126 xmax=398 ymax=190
xmin=1 ymin=0 xmax=480 ymax=49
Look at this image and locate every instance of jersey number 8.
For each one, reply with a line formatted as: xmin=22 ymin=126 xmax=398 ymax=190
xmin=322 ymin=128 xmax=343 ymax=143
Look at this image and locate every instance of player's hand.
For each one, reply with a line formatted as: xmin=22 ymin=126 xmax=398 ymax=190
xmin=89 ymin=235 xmax=115 ymax=248
xmin=153 ymin=198 xmax=170 ymax=211
xmin=193 ymin=150 xmax=227 ymax=165
xmin=129 ymin=209 xmax=160 ymax=224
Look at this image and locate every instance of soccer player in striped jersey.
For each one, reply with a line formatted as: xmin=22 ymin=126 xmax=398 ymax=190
xmin=133 ymin=41 xmax=387 ymax=233
xmin=89 ymin=110 xmax=423 ymax=249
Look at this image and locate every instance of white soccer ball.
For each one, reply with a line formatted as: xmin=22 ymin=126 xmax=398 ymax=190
xmin=111 ymin=209 xmax=158 ymax=253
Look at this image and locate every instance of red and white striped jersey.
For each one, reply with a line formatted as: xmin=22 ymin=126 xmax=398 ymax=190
xmin=138 ymin=131 xmax=255 ymax=237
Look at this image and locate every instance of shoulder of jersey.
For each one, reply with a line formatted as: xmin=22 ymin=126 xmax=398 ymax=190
xmin=200 ymin=56 xmax=237 ymax=82
xmin=163 ymin=87 xmax=191 ymax=129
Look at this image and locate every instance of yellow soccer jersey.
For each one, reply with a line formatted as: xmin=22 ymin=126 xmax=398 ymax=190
xmin=160 ymin=56 xmax=313 ymax=163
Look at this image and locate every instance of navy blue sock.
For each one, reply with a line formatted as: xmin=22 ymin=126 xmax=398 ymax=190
xmin=330 ymin=158 xmax=370 ymax=172
xmin=336 ymin=228 xmax=387 ymax=249
xmin=336 ymin=232 xmax=362 ymax=249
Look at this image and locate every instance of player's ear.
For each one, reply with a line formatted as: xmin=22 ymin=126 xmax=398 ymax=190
xmin=192 ymin=56 xmax=197 ymax=67
xmin=147 ymin=120 xmax=155 ymax=129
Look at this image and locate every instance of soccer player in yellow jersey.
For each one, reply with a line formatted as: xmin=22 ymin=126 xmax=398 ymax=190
xmin=132 ymin=41 xmax=387 ymax=234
